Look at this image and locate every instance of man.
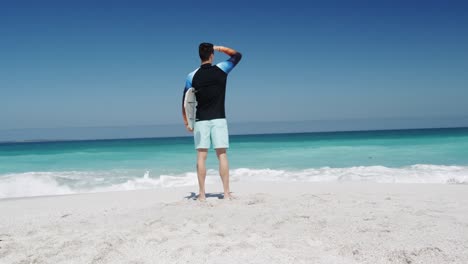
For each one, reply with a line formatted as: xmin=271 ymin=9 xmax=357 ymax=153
xmin=182 ymin=43 xmax=242 ymax=201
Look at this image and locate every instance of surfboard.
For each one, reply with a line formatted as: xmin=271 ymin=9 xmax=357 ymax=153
xmin=183 ymin=87 xmax=197 ymax=130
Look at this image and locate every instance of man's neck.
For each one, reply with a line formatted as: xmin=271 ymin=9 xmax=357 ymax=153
xmin=201 ymin=59 xmax=212 ymax=65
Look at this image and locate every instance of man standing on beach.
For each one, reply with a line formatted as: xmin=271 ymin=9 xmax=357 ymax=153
xmin=182 ymin=43 xmax=242 ymax=201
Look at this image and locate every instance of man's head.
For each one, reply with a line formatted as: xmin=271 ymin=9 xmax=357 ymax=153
xmin=199 ymin=42 xmax=214 ymax=62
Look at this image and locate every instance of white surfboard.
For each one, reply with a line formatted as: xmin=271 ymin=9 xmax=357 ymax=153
xmin=183 ymin=88 xmax=197 ymax=130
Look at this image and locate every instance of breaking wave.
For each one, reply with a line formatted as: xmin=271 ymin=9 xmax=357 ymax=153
xmin=1 ymin=164 xmax=467 ymax=199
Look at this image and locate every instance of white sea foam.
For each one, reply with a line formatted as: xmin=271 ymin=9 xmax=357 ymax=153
xmin=0 ymin=172 xmax=74 ymax=198
xmin=0 ymin=165 xmax=467 ymax=199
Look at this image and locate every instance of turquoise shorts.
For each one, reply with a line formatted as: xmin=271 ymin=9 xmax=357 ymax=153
xmin=194 ymin=118 xmax=229 ymax=149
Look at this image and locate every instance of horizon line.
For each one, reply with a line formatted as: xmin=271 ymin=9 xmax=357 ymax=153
xmin=2 ymin=115 xmax=468 ymax=132
xmin=1 ymin=126 xmax=467 ymax=145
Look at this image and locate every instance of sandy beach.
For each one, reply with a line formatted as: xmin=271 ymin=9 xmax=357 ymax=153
xmin=1 ymin=182 xmax=467 ymax=264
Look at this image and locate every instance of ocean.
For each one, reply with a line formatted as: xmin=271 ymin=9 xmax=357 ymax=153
xmin=1 ymin=127 xmax=467 ymax=199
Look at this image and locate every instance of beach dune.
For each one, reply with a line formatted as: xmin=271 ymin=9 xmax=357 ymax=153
xmin=1 ymin=182 xmax=467 ymax=264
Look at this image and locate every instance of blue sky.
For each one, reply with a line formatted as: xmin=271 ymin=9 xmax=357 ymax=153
xmin=1 ymin=1 xmax=468 ymax=138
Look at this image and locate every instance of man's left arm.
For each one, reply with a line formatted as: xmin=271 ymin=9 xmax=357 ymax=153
xmin=181 ymin=77 xmax=192 ymax=132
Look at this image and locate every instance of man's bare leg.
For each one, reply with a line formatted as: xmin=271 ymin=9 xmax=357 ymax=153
xmin=197 ymin=149 xmax=208 ymax=201
xmin=216 ymin=148 xmax=232 ymax=199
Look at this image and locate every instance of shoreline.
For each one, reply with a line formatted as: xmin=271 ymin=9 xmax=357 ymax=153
xmin=1 ymin=182 xmax=467 ymax=263
xmin=0 ymin=180 xmax=466 ymax=202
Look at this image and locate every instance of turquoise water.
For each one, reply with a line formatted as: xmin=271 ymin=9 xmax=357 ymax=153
xmin=1 ymin=128 xmax=468 ymax=198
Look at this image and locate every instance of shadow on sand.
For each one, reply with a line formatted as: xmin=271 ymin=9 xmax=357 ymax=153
xmin=184 ymin=192 xmax=225 ymax=200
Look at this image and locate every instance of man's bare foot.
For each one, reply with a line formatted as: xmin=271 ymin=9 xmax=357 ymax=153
xmin=197 ymin=194 xmax=206 ymax=201
xmin=223 ymin=193 xmax=235 ymax=200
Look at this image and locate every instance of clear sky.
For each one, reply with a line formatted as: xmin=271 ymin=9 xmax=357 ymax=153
xmin=1 ymin=1 xmax=468 ymax=138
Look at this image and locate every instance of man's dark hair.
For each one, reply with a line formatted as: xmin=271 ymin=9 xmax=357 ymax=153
xmin=199 ymin=42 xmax=214 ymax=61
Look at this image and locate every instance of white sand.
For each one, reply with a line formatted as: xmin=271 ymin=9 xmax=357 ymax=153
xmin=1 ymin=182 xmax=467 ymax=264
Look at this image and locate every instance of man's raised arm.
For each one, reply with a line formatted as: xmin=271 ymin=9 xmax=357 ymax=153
xmin=214 ymin=46 xmax=242 ymax=74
